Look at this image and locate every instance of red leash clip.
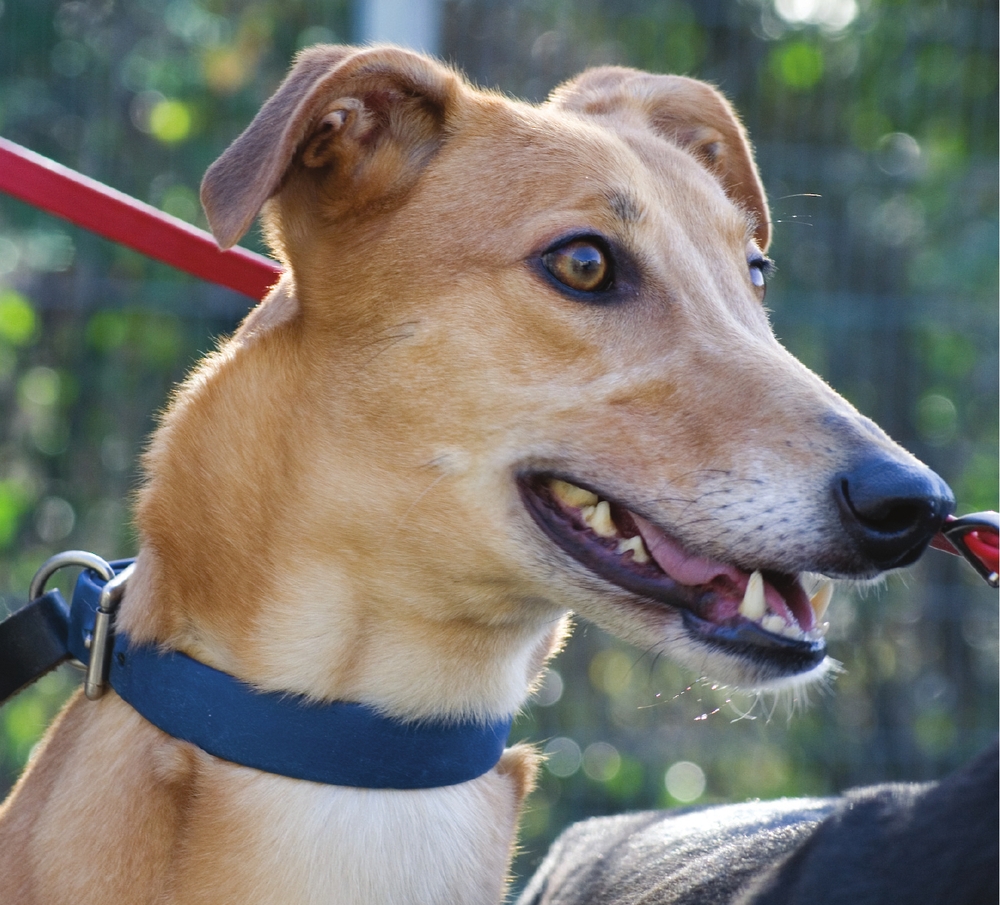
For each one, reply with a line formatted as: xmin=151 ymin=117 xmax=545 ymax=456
xmin=931 ymin=512 xmax=1000 ymax=588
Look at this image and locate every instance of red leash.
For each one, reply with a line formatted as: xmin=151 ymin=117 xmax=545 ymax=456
xmin=931 ymin=513 xmax=1000 ymax=588
xmin=0 ymin=137 xmax=281 ymax=300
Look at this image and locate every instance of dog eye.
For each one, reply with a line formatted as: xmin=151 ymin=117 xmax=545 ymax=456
xmin=748 ymin=255 xmax=774 ymax=290
xmin=542 ymin=239 xmax=613 ymax=293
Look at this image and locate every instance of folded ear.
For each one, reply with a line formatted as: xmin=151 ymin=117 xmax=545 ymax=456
xmin=201 ymin=44 xmax=460 ymax=249
xmin=550 ymin=68 xmax=770 ymax=250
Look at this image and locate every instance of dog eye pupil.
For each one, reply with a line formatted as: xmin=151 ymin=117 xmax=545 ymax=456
xmin=543 ymin=240 xmax=611 ymax=293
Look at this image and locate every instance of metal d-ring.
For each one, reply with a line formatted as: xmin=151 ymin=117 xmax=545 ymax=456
xmin=29 ymin=550 xmax=115 ymax=602
xmin=27 ymin=551 xmax=135 ymax=700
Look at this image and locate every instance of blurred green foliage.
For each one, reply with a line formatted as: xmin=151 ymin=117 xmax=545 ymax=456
xmin=0 ymin=0 xmax=996 ymax=895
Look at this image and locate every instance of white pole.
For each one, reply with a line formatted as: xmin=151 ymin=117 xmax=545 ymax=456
xmin=354 ymin=0 xmax=442 ymax=55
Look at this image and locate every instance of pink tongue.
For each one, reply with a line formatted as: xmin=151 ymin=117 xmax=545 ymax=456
xmin=632 ymin=514 xmax=815 ymax=632
xmin=774 ymin=580 xmax=816 ymax=632
xmin=633 ymin=514 xmax=744 ymax=587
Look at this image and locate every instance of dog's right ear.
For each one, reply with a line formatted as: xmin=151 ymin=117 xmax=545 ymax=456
xmin=550 ymin=67 xmax=771 ymax=250
xmin=201 ymin=45 xmax=460 ymax=249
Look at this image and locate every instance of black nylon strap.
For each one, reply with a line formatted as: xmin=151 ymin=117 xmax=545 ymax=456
xmin=0 ymin=589 xmax=71 ymax=703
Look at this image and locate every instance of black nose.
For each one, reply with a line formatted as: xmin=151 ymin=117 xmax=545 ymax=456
xmin=834 ymin=457 xmax=954 ymax=570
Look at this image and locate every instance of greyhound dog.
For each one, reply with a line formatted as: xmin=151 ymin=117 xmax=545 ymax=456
xmin=0 ymin=45 xmax=952 ymax=904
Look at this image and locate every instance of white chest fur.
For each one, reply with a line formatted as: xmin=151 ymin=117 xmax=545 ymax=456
xmin=164 ymin=763 xmax=523 ymax=904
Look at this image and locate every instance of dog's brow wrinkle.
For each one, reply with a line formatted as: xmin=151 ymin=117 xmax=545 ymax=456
xmin=607 ymin=190 xmax=643 ymax=224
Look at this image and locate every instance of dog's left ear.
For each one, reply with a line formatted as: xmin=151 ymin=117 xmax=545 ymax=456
xmin=201 ymin=44 xmax=460 ymax=249
xmin=550 ymin=68 xmax=770 ymax=250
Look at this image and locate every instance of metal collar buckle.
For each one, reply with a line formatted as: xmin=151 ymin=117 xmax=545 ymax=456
xmin=29 ymin=551 xmax=135 ymax=699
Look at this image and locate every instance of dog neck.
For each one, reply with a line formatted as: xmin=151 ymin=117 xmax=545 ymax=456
xmin=118 ymin=306 xmax=566 ymax=723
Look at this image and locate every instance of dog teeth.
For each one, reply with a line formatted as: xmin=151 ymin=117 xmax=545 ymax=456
xmin=616 ymin=535 xmax=650 ymax=564
xmin=550 ymin=479 xmax=599 ymax=509
xmin=550 ymin=480 xmax=646 ymax=557
xmin=738 ymin=570 xmax=767 ymax=621
xmin=760 ymin=614 xmax=786 ymax=635
xmin=809 ymin=582 xmax=833 ymax=621
xmin=581 ymin=501 xmax=617 ymax=538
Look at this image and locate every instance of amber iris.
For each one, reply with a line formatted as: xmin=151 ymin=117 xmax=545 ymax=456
xmin=543 ymin=239 xmax=611 ymax=292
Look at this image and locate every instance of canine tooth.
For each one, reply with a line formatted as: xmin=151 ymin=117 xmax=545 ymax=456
xmin=550 ymin=479 xmax=599 ymax=509
xmin=616 ymin=535 xmax=650 ymax=564
xmin=582 ymin=501 xmax=617 ymax=538
xmin=739 ymin=571 xmax=767 ymax=621
xmin=761 ymin=614 xmax=786 ymax=635
xmin=809 ymin=582 xmax=833 ymax=621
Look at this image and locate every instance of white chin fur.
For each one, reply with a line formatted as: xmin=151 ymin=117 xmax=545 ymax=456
xmin=749 ymin=655 xmax=841 ymax=693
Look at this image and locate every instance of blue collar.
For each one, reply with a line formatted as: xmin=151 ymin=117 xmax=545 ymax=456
xmin=47 ymin=563 xmax=512 ymax=789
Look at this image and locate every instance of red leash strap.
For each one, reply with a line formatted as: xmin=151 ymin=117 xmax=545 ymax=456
xmin=0 ymin=137 xmax=281 ymax=301
xmin=932 ymin=513 xmax=1000 ymax=588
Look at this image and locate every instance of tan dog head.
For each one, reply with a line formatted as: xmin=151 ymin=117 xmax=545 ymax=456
xmin=132 ymin=46 xmax=952 ymax=719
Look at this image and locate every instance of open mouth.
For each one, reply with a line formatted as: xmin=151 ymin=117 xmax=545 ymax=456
xmin=519 ymin=475 xmax=831 ymax=676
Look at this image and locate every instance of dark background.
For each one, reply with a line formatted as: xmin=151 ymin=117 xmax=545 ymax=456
xmin=0 ymin=0 xmax=996 ymax=895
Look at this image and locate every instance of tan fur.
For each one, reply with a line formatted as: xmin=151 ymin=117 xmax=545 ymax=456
xmin=0 ymin=45 xmax=938 ymax=903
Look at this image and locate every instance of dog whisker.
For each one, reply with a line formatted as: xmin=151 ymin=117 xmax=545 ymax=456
xmin=390 ymin=470 xmax=450 ymax=535
xmin=358 ymin=322 xmax=420 ymax=367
